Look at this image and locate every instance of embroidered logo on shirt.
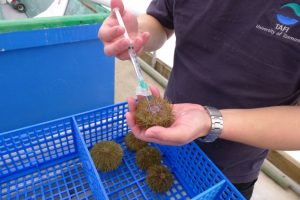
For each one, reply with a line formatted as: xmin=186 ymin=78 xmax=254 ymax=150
xmin=276 ymin=3 xmax=300 ymax=25
xmin=255 ymin=2 xmax=300 ymax=43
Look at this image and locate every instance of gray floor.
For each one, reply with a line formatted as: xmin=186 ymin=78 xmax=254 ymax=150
xmin=115 ymin=59 xmax=300 ymax=200
xmin=253 ymin=172 xmax=299 ymax=200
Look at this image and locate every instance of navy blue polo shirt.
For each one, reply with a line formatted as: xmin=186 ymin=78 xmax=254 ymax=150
xmin=147 ymin=0 xmax=300 ymax=183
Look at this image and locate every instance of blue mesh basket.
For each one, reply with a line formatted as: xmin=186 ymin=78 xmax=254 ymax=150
xmin=75 ymin=102 xmax=245 ymax=200
xmin=0 ymin=102 xmax=245 ymax=200
xmin=0 ymin=118 xmax=107 ymax=200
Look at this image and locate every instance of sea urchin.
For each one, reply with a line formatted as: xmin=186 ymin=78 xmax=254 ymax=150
xmin=125 ymin=132 xmax=148 ymax=152
xmin=135 ymin=96 xmax=175 ymax=129
xmin=136 ymin=146 xmax=162 ymax=170
xmin=146 ymin=165 xmax=174 ymax=193
xmin=90 ymin=141 xmax=123 ymax=172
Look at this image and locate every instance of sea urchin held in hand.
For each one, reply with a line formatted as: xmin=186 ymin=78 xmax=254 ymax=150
xmin=135 ymin=96 xmax=175 ymax=129
xmin=90 ymin=141 xmax=123 ymax=172
xmin=125 ymin=132 xmax=148 ymax=151
xmin=136 ymin=146 xmax=162 ymax=170
xmin=146 ymin=165 xmax=174 ymax=193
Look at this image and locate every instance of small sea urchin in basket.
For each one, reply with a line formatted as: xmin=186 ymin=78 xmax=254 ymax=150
xmin=90 ymin=141 xmax=123 ymax=172
xmin=136 ymin=146 xmax=162 ymax=170
xmin=146 ymin=165 xmax=174 ymax=193
xmin=125 ymin=131 xmax=148 ymax=151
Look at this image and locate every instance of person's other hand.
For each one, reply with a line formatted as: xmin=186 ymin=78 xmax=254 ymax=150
xmin=98 ymin=0 xmax=150 ymax=60
xmin=126 ymin=86 xmax=211 ymax=146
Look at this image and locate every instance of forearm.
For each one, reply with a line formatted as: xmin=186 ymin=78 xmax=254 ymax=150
xmin=220 ymin=106 xmax=300 ymax=150
xmin=138 ymin=14 xmax=173 ymax=52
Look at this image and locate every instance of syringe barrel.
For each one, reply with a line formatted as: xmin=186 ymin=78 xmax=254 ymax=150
xmin=128 ymin=46 xmax=145 ymax=83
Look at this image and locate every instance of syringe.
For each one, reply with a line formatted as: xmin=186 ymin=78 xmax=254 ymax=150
xmin=113 ymin=8 xmax=152 ymax=102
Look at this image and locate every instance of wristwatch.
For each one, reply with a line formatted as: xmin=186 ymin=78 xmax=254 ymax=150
xmin=198 ymin=106 xmax=223 ymax=142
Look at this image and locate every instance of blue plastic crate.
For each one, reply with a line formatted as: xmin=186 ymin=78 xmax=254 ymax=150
xmin=74 ymin=102 xmax=245 ymax=200
xmin=0 ymin=118 xmax=107 ymax=200
xmin=0 ymin=102 xmax=245 ymax=199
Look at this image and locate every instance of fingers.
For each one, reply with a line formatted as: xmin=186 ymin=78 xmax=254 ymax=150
xmin=125 ymin=112 xmax=141 ymax=133
xmin=145 ymin=126 xmax=170 ymax=141
xmin=126 ymin=114 xmax=186 ymax=145
xmin=115 ymin=36 xmax=144 ymax=60
xmin=111 ymin=0 xmax=125 ymax=15
xmin=98 ymin=25 xmax=124 ymax=42
xmin=104 ymin=38 xmax=129 ymax=56
xmin=127 ymin=97 xmax=136 ymax=113
xmin=135 ymin=32 xmax=150 ymax=54
xmin=145 ymin=126 xmax=188 ymax=146
xmin=134 ymin=131 xmax=181 ymax=146
xmin=141 ymin=32 xmax=151 ymax=43
xmin=136 ymin=135 xmax=170 ymax=145
xmin=103 ymin=32 xmax=149 ymax=59
xmin=149 ymin=85 xmax=161 ymax=97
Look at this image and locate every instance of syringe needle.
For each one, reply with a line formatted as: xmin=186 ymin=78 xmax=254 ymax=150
xmin=113 ymin=8 xmax=152 ymax=102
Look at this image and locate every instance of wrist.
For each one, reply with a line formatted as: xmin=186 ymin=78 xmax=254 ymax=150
xmin=218 ymin=108 xmax=241 ymax=141
xmin=198 ymin=106 xmax=223 ymax=142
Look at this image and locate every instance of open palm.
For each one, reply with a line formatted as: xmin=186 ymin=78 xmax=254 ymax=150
xmin=126 ymin=87 xmax=211 ymax=146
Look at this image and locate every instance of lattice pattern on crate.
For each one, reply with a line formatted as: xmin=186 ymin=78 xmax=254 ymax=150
xmin=138 ymin=179 xmax=191 ymax=200
xmin=98 ymin=139 xmax=145 ymax=195
xmin=108 ymin=183 xmax=145 ymax=200
xmin=75 ymin=103 xmax=129 ymax=148
xmin=0 ymin=158 xmax=93 ymax=200
xmin=122 ymin=142 xmax=147 ymax=181
xmin=219 ymin=183 xmax=242 ymax=200
xmin=88 ymin=135 xmax=193 ymax=200
xmin=169 ymin=143 xmax=223 ymax=196
xmin=0 ymin=119 xmax=75 ymax=178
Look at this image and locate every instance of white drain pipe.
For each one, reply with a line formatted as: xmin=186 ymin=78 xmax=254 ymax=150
xmin=262 ymin=160 xmax=300 ymax=196
xmin=138 ymin=57 xmax=168 ymax=88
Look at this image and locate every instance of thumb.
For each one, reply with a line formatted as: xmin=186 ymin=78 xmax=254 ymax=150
xmin=111 ymin=0 xmax=125 ymax=15
xmin=145 ymin=126 xmax=168 ymax=139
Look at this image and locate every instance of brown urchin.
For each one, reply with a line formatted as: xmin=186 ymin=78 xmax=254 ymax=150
xmin=136 ymin=146 xmax=162 ymax=170
xmin=135 ymin=96 xmax=175 ymax=129
xmin=90 ymin=141 xmax=123 ymax=172
xmin=125 ymin=132 xmax=148 ymax=152
xmin=146 ymin=165 xmax=174 ymax=193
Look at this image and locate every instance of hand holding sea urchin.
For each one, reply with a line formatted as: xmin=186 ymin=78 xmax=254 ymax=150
xmin=125 ymin=132 xmax=148 ymax=152
xmin=146 ymin=165 xmax=174 ymax=193
xmin=90 ymin=141 xmax=123 ymax=172
xmin=135 ymin=96 xmax=175 ymax=129
xmin=136 ymin=146 xmax=162 ymax=170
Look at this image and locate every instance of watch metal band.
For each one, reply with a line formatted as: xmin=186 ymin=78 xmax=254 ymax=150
xmin=198 ymin=106 xmax=223 ymax=142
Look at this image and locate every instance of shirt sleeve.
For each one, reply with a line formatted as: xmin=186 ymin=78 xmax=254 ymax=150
xmin=146 ymin=0 xmax=174 ymax=29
